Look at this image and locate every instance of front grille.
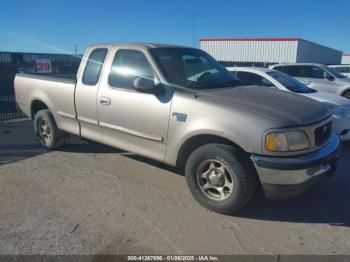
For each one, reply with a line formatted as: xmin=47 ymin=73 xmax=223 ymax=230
xmin=315 ymin=121 xmax=332 ymax=147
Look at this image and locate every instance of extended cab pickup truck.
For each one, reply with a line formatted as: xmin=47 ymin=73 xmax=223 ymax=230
xmin=15 ymin=43 xmax=341 ymax=214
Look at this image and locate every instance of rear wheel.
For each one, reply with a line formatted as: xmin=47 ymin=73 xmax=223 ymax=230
xmin=185 ymin=144 xmax=257 ymax=214
xmin=34 ymin=109 xmax=65 ymax=149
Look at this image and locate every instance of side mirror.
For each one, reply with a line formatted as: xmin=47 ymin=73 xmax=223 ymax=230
xmin=324 ymin=72 xmax=335 ymax=81
xmin=133 ymin=76 xmax=156 ymax=92
xmin=326 ymin=75 xmax=335 ymax=81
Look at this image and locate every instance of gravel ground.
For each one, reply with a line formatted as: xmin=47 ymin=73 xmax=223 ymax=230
xmin=0 ymin=119 xmax=349 ymax=257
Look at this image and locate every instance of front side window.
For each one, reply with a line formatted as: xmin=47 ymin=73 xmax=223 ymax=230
xmin=236 ymin=71 xmax=274 ymax=87
xmin=301 ymin=66 xmax=326 ymax=79
xmin=109 ymin=49 xmax=155 ymax=89
xmin=82 ymin=48 xmax=108 ymax=85
xmin=150 ymin=48 xmax=241 ymax=90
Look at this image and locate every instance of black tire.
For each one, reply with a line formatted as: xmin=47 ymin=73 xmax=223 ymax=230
xmin=185 ymin=144 xmax=257 ymax=214
xmin=34 ymin=109 xmax=65 ymax=149
xmin=343 ymin=90 xmax=350 ymax=99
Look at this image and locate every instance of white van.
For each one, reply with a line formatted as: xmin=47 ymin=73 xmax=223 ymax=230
xmin=228 ymin=66 xmax=350 ymax=141
xmin=270 ymin=63 xmax=350 ymax=98
xmin=329 ymin=65 xmax=350 ymax=78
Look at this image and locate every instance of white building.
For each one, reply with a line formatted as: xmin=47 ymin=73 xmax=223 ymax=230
xmin=342 ymin=54 xmax=350 ymax=64
xmin=200 ymin=38 xmax=342 ymax=67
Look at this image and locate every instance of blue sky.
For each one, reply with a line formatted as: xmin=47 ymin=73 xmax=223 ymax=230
xmin=1 ymin=0 xmax=349 ymax=54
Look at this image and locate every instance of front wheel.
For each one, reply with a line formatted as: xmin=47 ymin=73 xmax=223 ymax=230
xmin=34 ymin=109 xmax=65 ymax=149
xmin=185 ymin=144 xmax=257 ymax=214
xmin=342 ymin=90 xmax=350 ymax=99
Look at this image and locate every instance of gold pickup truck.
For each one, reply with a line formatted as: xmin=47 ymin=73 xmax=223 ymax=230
xmin=14 ymin=43 xmax=341 ymax=214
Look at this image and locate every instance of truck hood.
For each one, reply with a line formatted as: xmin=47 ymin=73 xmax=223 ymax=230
xmin=302 ymin=90 xmax=350 ymax=106
xmin=199 ymin=85 xmax=331 ymax=127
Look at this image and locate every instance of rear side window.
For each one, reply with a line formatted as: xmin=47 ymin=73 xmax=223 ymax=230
xmin=284 ymin=66 xmax=302 ymax=77
xmin=273 ymin=66 xmax=283 ymax=72
xmin=109 ymin=49 xmax=154 ymax=89
xmin=82 ymin=48 xmax=108 ymax=86
xmin=274 ymin=66 xmax=300 ymax=77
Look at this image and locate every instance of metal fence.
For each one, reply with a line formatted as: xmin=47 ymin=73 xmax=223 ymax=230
xmin=0 ymin=95 xmax=26 ymax=121
xmin=0 ymin=51 xmax=80 ymax=121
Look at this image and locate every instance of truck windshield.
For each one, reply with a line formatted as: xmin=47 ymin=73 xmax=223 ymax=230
xmin=267 ymin=71 xmax=315 ymax=93
xmin=150 ymin=48 xmax=242 ymax=89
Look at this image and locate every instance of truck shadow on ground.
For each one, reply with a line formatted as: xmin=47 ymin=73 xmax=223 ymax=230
xmin=0 ymin=120 xmax=47 ymax=165
xmin=234 ymin=143 xmax=350 ymax=227
xmin=235 ymin=181 xmax=350 ymax=227
xmin=61 ymin=140 xmax=181 ymax=174
xmin=65 ymin=140 xmax=350 ymax=228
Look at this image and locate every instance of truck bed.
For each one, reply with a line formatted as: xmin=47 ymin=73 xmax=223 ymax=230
xmin=14 ymin=73 xmax=80 ymax=136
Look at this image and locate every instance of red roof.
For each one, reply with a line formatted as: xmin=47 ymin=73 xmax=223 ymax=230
xmin=200 ymin=38 xmax=302 ymax=42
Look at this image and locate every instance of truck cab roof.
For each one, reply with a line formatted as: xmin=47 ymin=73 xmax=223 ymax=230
xmin=87 ymin=42 xmax=190 ymax=50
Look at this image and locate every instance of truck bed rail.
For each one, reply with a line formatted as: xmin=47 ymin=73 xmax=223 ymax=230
xmin=16 ymin=73 xmax=77 ymax=84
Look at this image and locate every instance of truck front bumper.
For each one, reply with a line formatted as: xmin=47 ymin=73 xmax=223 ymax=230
xmin=250 ymin=133 xmax=341 ymax=199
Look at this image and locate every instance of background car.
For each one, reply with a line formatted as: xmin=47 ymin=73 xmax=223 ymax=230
xmin=329 ymin=65 xmax=350 ymax=78
xmin=270 ymin=63 xmax=350 ymax=99
xmin=228 ymin=67 xmax=350 ymax=141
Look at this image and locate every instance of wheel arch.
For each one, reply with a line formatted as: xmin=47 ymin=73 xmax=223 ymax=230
xmin=30 ymin=99 xmax=50 ymax=119
xmin=340 ymin=88 xmax=350 ymax=98
xmin=176 ymin=134 xmax=248 ymax=169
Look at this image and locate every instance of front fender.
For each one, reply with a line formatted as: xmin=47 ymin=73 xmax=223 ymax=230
xmin=164 ymin=115 xmax=266 ymax=166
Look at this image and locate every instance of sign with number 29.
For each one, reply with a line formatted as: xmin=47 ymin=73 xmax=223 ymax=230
xmin=36 ymin=59 xmax=52 ymax=73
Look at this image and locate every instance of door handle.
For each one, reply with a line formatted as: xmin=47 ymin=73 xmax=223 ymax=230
xmin=99 ymin=96 xmax=111 ymax=105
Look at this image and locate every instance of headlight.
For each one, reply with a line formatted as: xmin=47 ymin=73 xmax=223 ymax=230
xmin=265 ymin=131 xmax=310 ymax=152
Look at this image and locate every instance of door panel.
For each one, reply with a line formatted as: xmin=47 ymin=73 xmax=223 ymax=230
xmin=301 ymin=77 xmax=334 ymax=94
xmin=98 ymin=88 xmax=172 ymax=161
xmin=299 ymin=66 xmax=336 ymax=94
xmin=97 ymin=48 xmax=172 ymax=161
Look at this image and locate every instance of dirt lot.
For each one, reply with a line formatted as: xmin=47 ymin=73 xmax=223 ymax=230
xmin=0 ymin=119 xmax=349 ymax=256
